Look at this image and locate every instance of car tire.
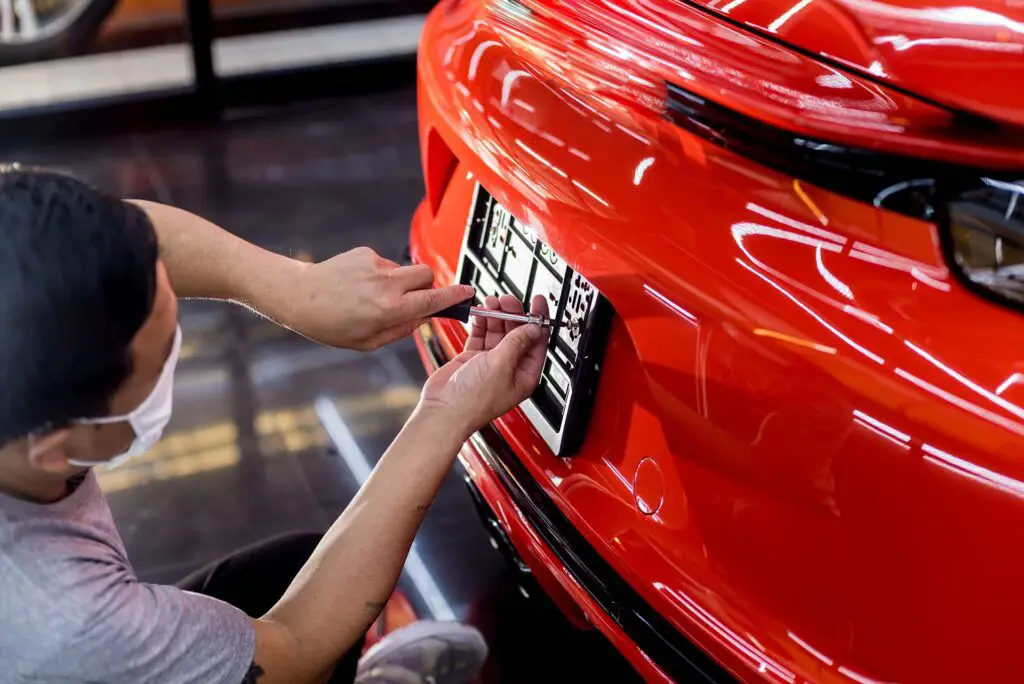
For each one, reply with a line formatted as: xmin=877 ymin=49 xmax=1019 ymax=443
xmin=0 ymin=0 xmax=119 ymax=66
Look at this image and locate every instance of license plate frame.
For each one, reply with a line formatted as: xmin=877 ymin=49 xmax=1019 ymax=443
xmin=454 ymin=185 xmax=610 ymax=457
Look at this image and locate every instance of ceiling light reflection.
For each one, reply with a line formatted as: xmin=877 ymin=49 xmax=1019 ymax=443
xmin=923 ymin=443 xmax=1024 ymax=499
xmin=877 ymin=35 xmax=1024 ymax=54
xmin=514 ymin=139 xmax=568 ymax=178
xmin=842 ymin=1 xmax=1024 ymax=34
xmin=615 ymin=123 xmax=652 ymax=145
xmin=512 ymin=98 xmax=535 ymax=113
xmin=816 ymin=245 xmax=854 ymax=300
xmin=753 ymin=328 xmax=837 ymax=354
xmin=633 ymin=156 xmax=655 ymax=185
xmin=644 ymin=283 xmax=698 ymax=325
xmin=842 ymin=305 xmax=894 ymax=334
xmin=853 ymin=409 xmax=911 ymax=448
xmin=894 ymin=367 xmax=1024 ymax=437
xmin=904 ymin=341 xmax=1024 ymax=422
xmin=768 ymin=0 xmax=814 ymax=32
xmin=468 ymin=40 xmax=501 ymax=79
xmin=572 ymin=179 xmax=610 ymax=207
xmin=746 ymin=203 xmax=846 ymax=244
xmin=569 ymin=147 xmax=591 ymax=161
xmin=721 ymin=0 xmax=749 ymax=12
xmin=996 ymin=373 xmax=1024 ymax=396
xmin=836 ymin=665 xmax=895 ymax=684
xmin=443 ymin=22 xmax=481 ymax=66
xmin=501 ymin=69 xmax=530 ymax=107
xmin=787 ymin=631 xmax=834 ymax=666
xmin=737 ymin=258 xmax=886 ymax=365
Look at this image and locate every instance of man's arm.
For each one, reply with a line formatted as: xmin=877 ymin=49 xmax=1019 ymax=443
xmin=249 ymin=407 xmax=467 ymax=683
xmin=131 ymin=201 xmax=472 ymax=351
xmin=245 ymin=296 xmax=547 ymax=684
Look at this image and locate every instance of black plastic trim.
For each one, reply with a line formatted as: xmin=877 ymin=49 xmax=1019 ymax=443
xmin=664 ymin=82 xmax=1022 ymax=221
xmin=417 ymin=325 xmax=737 ymax=684
xmin=462 ymin=474 xmax=532 ymax=576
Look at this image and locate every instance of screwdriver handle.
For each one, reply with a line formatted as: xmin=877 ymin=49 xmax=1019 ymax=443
xmin=433 ymin=300 xmax=474 ymax=323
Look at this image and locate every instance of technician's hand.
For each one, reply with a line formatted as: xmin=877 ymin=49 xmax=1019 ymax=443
xmin=419 ymin=294 xmax=550 ymax=440
xmin=289 ymin=247 xmax=474 ymax=351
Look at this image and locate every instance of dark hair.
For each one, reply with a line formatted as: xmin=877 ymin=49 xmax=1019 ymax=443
xmin=0 ymin=166 xmax=159 ymax=443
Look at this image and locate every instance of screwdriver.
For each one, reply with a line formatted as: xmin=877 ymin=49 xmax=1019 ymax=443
xmin=433 ymin=299 xmax=564 ymax=329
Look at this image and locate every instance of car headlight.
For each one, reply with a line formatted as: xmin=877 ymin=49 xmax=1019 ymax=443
xmin=947 ymin=178 xmax=1024 ymax=307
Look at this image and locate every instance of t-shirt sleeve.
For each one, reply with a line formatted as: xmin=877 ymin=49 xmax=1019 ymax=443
xmin=41 ymin=577 xmax=256 ymax=684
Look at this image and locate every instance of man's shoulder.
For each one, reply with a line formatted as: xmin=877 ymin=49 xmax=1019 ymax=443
xmin=0 ymin=528 xmax=102 ymax=678
xmin=0 ymin=487 xmax=134 ymax=640
xmin=0 ymin=516 xmax=130 ymax=621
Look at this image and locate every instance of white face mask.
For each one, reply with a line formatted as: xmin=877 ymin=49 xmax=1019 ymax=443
xmin=69 ymin=325 xmax=182 ymax=469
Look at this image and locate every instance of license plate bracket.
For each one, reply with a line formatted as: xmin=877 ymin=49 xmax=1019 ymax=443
xmin=454 ymin=185 xmax=610 ymax=457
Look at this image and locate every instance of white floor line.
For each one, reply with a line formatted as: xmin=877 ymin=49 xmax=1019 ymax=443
xmin=214 ymin=14 xmax=424 ymax=77
xmin=313 ymin=395 xmax=458 ymax=622
xmin=0 ymin=14 xmax=424 ymax=111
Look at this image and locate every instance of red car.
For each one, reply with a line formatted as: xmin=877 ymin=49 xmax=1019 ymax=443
xmin=409 ymin=0 xmax=1024 ymax=681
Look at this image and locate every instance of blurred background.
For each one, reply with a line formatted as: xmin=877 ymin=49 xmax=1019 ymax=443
xmin=0 ymin=2 xmax=643 ymax=680
xmin=0 ymin=0 xmax=425 ymax=131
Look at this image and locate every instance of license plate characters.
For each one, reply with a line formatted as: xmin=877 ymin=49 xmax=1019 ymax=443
xmin=455 ymin=185 xmax=611 ymax=457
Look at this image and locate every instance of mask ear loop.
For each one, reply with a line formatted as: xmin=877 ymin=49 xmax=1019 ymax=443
xmin=25 ymin=426 xmax=77 ymax=468
xmin=26 ymin=424 xmax=59 ymax=454
xmin=26 ymin=432 xmax=41 ymax=460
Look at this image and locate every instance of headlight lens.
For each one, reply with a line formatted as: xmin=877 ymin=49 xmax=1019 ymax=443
xmin=948 ymin=178 xmax=1024 ymax=307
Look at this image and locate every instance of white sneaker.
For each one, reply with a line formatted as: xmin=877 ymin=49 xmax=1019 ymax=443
xmin=355 ymin=621 xmax=488 ymax=684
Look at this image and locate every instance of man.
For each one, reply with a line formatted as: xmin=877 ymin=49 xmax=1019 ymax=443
xmin=0 ymin=167 xmax=550 ymax=683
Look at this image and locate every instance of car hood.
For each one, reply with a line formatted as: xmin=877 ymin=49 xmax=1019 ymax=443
xmin=698 ymin=0 xmax=1024 ymax=127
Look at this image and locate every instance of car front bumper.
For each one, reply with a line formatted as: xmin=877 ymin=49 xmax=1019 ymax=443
xmin=413 ymin=321 xmax=734 ymax=684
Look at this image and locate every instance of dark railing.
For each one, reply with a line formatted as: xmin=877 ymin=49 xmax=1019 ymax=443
xmin=0 ymin=0 xmax=434 ymax=147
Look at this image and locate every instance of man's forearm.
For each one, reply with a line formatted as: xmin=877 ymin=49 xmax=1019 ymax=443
xmin=258 ymin=407 xmax=467 ymax=681
xmin=131 ymin=200 xmax=304 ymax=321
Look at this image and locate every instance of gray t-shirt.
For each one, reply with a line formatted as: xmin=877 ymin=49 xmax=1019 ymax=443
xmin=0 ymin=471 xmax=255 ymax=683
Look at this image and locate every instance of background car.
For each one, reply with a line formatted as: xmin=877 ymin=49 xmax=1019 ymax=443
xmin=410 ymin=0 xmax=1024 ymax=682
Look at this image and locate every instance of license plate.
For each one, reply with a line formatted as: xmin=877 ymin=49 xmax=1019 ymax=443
xmin=455 ymin=185 xmax=610 ymax=456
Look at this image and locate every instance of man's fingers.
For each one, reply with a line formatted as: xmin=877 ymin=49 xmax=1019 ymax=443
xmin=523 ymin=294 xmax=550 ymax=368
xmin=478 ymin=295 xmax=503 ymax=350
xmin=492 ymin=324 xmax=543 ymax=371
xmin=529 ymin=293 xmax=550 ymax=318
xmin=364 ymin=318 xmax=425 ymax=350
xmin=498 ymin=294 xmax=525 ymax=334
xmin=427 ymin=349 xmax=477 ymax=387
xmin=398 ymin=283 xmax=475 ymax=320
xmin=391 ymin=264 xmax=435 ymax=290
xmin=466 ymin=309 xmax=488 ymax=351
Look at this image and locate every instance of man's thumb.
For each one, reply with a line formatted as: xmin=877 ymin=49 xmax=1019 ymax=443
xmin=493 ymin=325 xmax=542 ymax=365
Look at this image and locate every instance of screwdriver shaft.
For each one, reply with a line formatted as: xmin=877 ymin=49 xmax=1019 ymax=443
xmin=467 ymin=305 xmax=556 ymax=328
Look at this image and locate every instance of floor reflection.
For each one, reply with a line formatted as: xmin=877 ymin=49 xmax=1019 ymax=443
xmin=5 ymin=88 xmax=641 ymax=682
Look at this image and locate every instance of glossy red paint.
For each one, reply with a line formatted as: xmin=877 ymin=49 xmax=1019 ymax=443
xmin=479 ymin=0 xmax=1024 ymax=166
xmin=410 ymin=1 xmax=1024 ymax=682
xmin=692 ymin=0 xmax=1024 ymax=127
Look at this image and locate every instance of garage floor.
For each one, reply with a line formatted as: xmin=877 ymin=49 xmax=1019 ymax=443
xmin=5 ymin=88 xmax=641 ymax=682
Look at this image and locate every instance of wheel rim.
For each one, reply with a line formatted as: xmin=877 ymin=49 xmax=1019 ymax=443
xmin=0 ymin=0 xmax=97 ymax=45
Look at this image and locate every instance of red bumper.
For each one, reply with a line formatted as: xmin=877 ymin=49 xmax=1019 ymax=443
xmin=414 ymin=322 xmax=681 ymax=684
